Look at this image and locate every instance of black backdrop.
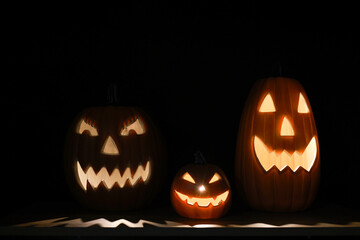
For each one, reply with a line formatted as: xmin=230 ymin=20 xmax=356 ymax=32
xmin=2 ymin=3 xmax=359 ymax=216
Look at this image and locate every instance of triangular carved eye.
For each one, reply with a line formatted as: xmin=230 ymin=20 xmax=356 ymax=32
xmin=209 ymin=173 xmax=221 ymax=184
xmin=259 ymin=93 xmax=276 ymax=112
xmin=182 ymin=172 xmax=196 ymax=184
xmin=298 ymin=93 xmax=310 ymax=113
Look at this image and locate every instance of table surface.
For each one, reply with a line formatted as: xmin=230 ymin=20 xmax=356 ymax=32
xmin=1 ymin=201 xmax=359 ymax=237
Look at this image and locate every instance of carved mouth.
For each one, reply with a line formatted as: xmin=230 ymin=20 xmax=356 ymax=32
xmin=76 ymin=160 xmax=151 ymax=191
xmin=254 ymin=136 xmax=317 ymax=172
xmin=174 ymin=190 xmax=229 ymax=207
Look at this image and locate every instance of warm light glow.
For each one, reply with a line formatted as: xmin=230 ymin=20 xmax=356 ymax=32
xmin=101 ymin=136 xmax=119 ymax=155
xmin=182 ymin=172 xmax=196 ymax=184
xmin=120 ymin=118 xmax=145 ymax=136
xmin=280 ymin=116 xmax=295 ymax=136
xmin=175 ymin=190 xmax=229 ymax=207
xmin=14 ymin=217 xmax=360 ymax=228
xmin=298 ymin=93 xmax=310 ymax=113
xmin=254 ymin=136 xmax=317 ymax=172
xmin=77 ymin=119 xmax=98 ymax=136
xmin=259 ymin=93 xmax=276 ymax=112
xmin=208 ymin=172 xmax=221 ymax=184
xmin=76 ymin=160 xmax=151 ymax=191
xmin=14 ymin=217 xmax=191 ymax=228
xmin=199 ymin=185 xmax=206 ymax=192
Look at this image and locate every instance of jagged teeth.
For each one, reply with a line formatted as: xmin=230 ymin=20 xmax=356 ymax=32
xmin=254 ymin=136 xmax=317 ymax=172
xmin=175 ymin=190 xmax=229 ymax=207
xmin=76 ymin=160 xmax=151 ymax=191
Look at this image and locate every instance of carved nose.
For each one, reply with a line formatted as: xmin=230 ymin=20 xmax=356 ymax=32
xmin=199 ymin=185 xmax=206 ymax=192
xmin=280 ymin=116 xmax=295 ymax=136
xmin=101 ymin=136 xmax=120 ymax=155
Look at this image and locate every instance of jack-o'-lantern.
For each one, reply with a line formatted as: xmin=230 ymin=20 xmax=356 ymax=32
xmin=235 ymin=77 xmax=320 ymax=212
xmin=64 ymin=106 xmax=165 ymax=211
xmin=171 ymin=151 xmax=231 ymax=219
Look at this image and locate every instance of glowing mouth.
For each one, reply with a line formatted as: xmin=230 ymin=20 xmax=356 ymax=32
xmin=76 ymin=160 xmax=151 ymax=191
xmin=254 ymin=136 xmax=317 ymax=172
xmin=175 ymin=190 xmax=229 ymax=207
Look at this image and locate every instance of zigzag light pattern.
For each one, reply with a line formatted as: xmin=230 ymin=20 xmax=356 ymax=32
xmin=254 ymin=136 xmax=317 ymax=172
xmin=76 ymin=160 xmax=151 ymax=191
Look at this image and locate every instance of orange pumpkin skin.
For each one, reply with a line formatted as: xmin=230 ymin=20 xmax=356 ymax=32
xmin=235 ymin=77 xmax=320 ymax=212
xmin=64 ymin=106 xmax=166 ymax=211
xmin=171 ymin=163 xmax=231 ymax=219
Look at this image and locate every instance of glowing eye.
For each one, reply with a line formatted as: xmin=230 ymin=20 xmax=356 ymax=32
xmin=298 ymin=93 xmax=310 ymax=113
xmin=209 ymin=172 xmax=221 ymax=184
xmin=77 ymin=119 xmax=98 ymax=136
xmin=120 ymin=118 xmax=146 ymax=136
xmin=259 ymin=93 xmax=276 ymax=112
xmin=182 ymin=172 xmax=196 ymax=184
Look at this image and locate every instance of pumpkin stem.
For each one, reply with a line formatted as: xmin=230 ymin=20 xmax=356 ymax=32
xmin=194 ymin=151 xmax=207 ymax=164
xmin=107 ymin=82 xmax=119 ymax=105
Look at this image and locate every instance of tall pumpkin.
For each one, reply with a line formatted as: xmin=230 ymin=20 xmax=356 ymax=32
xmin=235 ymin=77 xmax=320 ymax=212
xmin=64 ymin=104 xmax=166 ymax=211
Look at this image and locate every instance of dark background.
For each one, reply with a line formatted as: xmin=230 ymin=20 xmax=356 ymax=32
xmin=2 ymin=2 xmax=359 ymax=217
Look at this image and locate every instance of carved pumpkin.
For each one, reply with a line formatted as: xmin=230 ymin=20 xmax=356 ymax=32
xmin=235 ymin=77 xmax=320 ymax=212
xmin=171 ymin=152 xmax=231 ymax=219
xmin=64 ymin=106 xmax=165 ymax=210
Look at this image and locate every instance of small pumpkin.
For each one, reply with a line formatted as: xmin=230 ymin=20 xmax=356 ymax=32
xmin=171 ymin=151 xmax=231 ymax=219
xmin=235 ymin=77 xmax=320 ymax=212
xmin=64 ymin=86 xmax=165 ymax=210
